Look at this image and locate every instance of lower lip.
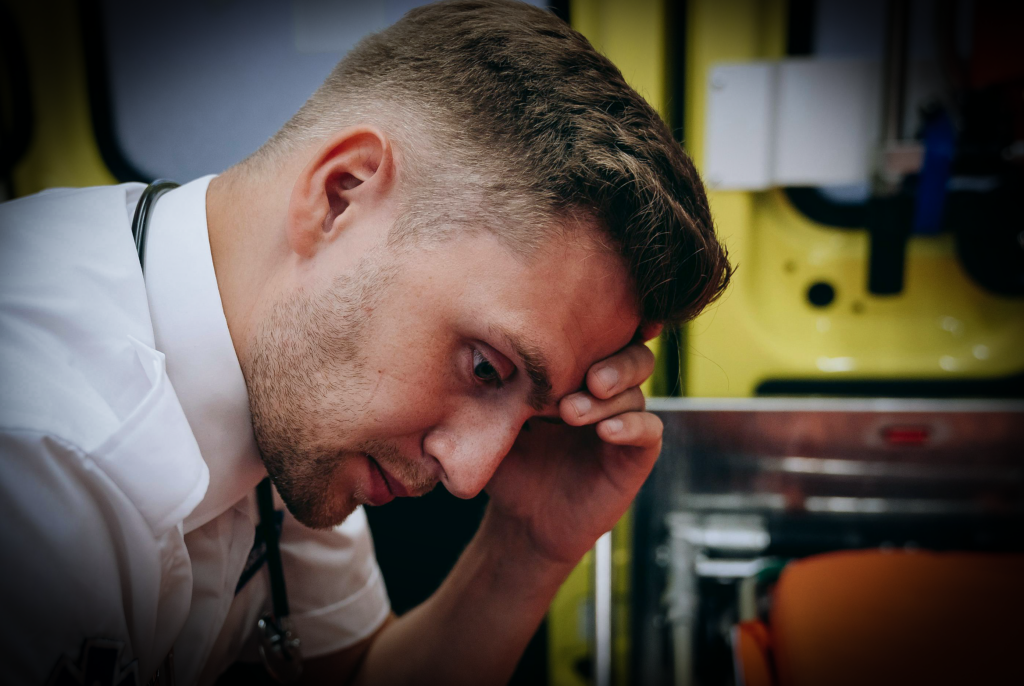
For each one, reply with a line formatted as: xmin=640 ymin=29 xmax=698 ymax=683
xmin=377 ymin=463 xmax=412 ymax=497
xmin=364 ymin=455 xmax=395 ymax=506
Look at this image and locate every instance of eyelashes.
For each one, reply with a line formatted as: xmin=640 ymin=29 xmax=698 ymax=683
xmin=472 ymin=348 xmax=504 ymax=388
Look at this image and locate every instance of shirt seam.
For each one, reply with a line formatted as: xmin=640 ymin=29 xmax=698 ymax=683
xmin=0 ymin=424 xmax=200 ymax=538
xmin=0 ymin=425 xmax=149 ymax=530
xmin=1 ymin=425 xmax=96 ymax=458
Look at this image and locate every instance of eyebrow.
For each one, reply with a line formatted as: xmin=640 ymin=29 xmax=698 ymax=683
xmin=491 ymin=326 xmax=554 ymax=411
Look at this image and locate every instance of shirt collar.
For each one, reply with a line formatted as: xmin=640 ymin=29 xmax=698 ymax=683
xmin=144 ymin=175 xmax=267 ymax=533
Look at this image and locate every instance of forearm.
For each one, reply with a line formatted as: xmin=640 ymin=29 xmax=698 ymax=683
xmin=353 ymin=506 xmax=577 ymax=686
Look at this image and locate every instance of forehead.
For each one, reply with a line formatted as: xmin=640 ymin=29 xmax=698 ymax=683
xmin=403 ymin=228 xmax=641 ymax=393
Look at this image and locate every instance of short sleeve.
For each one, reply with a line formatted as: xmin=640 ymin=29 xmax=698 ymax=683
xmin=276 ymin=505 xmax=391 ymax=657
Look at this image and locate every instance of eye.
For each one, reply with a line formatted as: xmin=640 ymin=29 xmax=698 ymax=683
xmin=472 ymin=349 xmax=503 ymax=387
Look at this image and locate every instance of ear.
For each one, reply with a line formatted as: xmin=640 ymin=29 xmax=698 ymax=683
xmin=286 ymin=126 xmax=395 ymax=258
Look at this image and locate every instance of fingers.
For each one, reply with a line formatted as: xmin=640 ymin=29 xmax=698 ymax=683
xmin=596 ymin=411 xmax=663 ymax=448
xmin=586 ymin=343 xmax=655 ymax=400
xmin=561 ymin=386 xmax=645 ymax=426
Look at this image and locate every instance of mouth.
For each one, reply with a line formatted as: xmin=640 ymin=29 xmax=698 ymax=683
xmin=367 ymin=454 xmax=412 ymax=498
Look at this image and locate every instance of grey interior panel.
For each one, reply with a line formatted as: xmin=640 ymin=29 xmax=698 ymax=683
xmin=99 ymin=0 xmax=547 ymax=181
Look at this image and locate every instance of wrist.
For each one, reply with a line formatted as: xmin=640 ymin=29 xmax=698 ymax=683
xmin=476 ymin=505 xmax=579 ymax=583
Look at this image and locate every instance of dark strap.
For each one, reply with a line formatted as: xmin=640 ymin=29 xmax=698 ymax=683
xmin=257 ymin=478 xmax=291 ymax=618
xmin=130 ymin=180 xmax=179 ymax=271
xmin=130 ymin=180 xmax=292 ymax=622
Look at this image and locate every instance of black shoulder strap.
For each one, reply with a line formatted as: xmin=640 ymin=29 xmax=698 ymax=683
xmin=130 ymin=180 xmax=179 ymax=269
xmin=129 ymin=178 xmax=300 ymax=681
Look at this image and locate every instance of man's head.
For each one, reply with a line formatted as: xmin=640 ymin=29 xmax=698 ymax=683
xmin=227 ymin=0 xmax=730 ymax=528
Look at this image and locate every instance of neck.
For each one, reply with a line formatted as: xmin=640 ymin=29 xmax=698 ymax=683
xmin=206 ymin=158 xmax=299 ymax=363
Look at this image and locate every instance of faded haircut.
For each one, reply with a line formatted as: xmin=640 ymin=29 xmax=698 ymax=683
xmin=251 ymin=0 xmax=731 ymax=325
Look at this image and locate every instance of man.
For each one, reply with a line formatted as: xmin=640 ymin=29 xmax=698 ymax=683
xmin=0 ymin=1 xmax=730 ymax=684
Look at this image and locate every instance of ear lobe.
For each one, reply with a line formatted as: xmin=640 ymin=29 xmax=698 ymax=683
xmin=286 ymin=127 xmax=393 ymax=259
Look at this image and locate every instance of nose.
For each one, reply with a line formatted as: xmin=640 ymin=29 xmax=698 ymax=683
xmin=423 ymin=403 xmax=525 ymax=500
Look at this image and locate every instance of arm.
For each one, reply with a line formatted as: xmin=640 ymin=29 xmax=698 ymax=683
xmin=295 ymin=511 xmax=569 ymax=686
xmin=302 ymin=331 xmax=663 ymax=686
xmin=298 ymin=511 xmax=572 ymax=686
xmin=351 ymin=508 xmax=576 ymax=685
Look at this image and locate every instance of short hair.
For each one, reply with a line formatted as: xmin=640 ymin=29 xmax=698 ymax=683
xmin=256 ymin=0 xmax=731 ymax=325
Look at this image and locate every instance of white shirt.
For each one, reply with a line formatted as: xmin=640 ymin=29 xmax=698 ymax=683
xmin=0 ymin=177 xmax=390 ymax=685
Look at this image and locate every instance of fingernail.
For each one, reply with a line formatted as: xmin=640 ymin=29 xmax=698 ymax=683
xmin=604 ymin=418 xmax=623 ymax=434
xmin=596 ymin=367 xmax=618 ymax=391
xmin=573 ymin=395 xmax=592 ymax=416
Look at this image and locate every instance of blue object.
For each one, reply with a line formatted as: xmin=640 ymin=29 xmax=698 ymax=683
xmin=913 ymin=110 xmax=956 ymax=235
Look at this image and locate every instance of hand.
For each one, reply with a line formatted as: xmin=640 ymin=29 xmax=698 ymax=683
xmin=484 ymin=325 xmax=664 ymax=566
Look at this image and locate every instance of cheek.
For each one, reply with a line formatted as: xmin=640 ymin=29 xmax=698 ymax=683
xmin=351 ymin=310 xmax=458 ymax=437
xmin=359 ymin=359 xmax=452 ymax=433
xmin=366 ymin=320 xmax=456 ymax=389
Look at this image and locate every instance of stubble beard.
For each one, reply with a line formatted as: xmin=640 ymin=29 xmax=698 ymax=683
xmin=241 ymin=254 xmax=397 ymax=530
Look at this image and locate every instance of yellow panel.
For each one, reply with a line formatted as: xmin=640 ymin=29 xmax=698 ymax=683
xmin=9 ymin=0 xmax=117 ymax=196
xmin=571 ymin=0 xmax=667 ymax=122
xmin=683 ymin=0 xmax=1024 ymax=397
xmin=548 ymin=548 xmax=592 ymax=686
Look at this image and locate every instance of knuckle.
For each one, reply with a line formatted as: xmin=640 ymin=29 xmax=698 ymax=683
xmin=621 ymin=352 xmax=637 ymax=379
xmin=649 ymin=413 xmax=664 ymax=434
xmin=626 ymin=386 xmax=646 ymax=408
xmin=639 ymin=346 xmax=656 ymax=373
xmin=630 ymin=352 xmax=653 ymax=383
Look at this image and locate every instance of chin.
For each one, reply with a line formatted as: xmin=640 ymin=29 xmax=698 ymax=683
xmin=271 ymin=465 xmax=363 ymax=531
xmin=287 ymin=494 xmax=360 ymax=531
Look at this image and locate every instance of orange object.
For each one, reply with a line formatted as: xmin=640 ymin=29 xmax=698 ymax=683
xmin=733 ymin=550 xmax=1024 ymax=686
xmin=733 ymin=620 xmax=773 ymax=686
